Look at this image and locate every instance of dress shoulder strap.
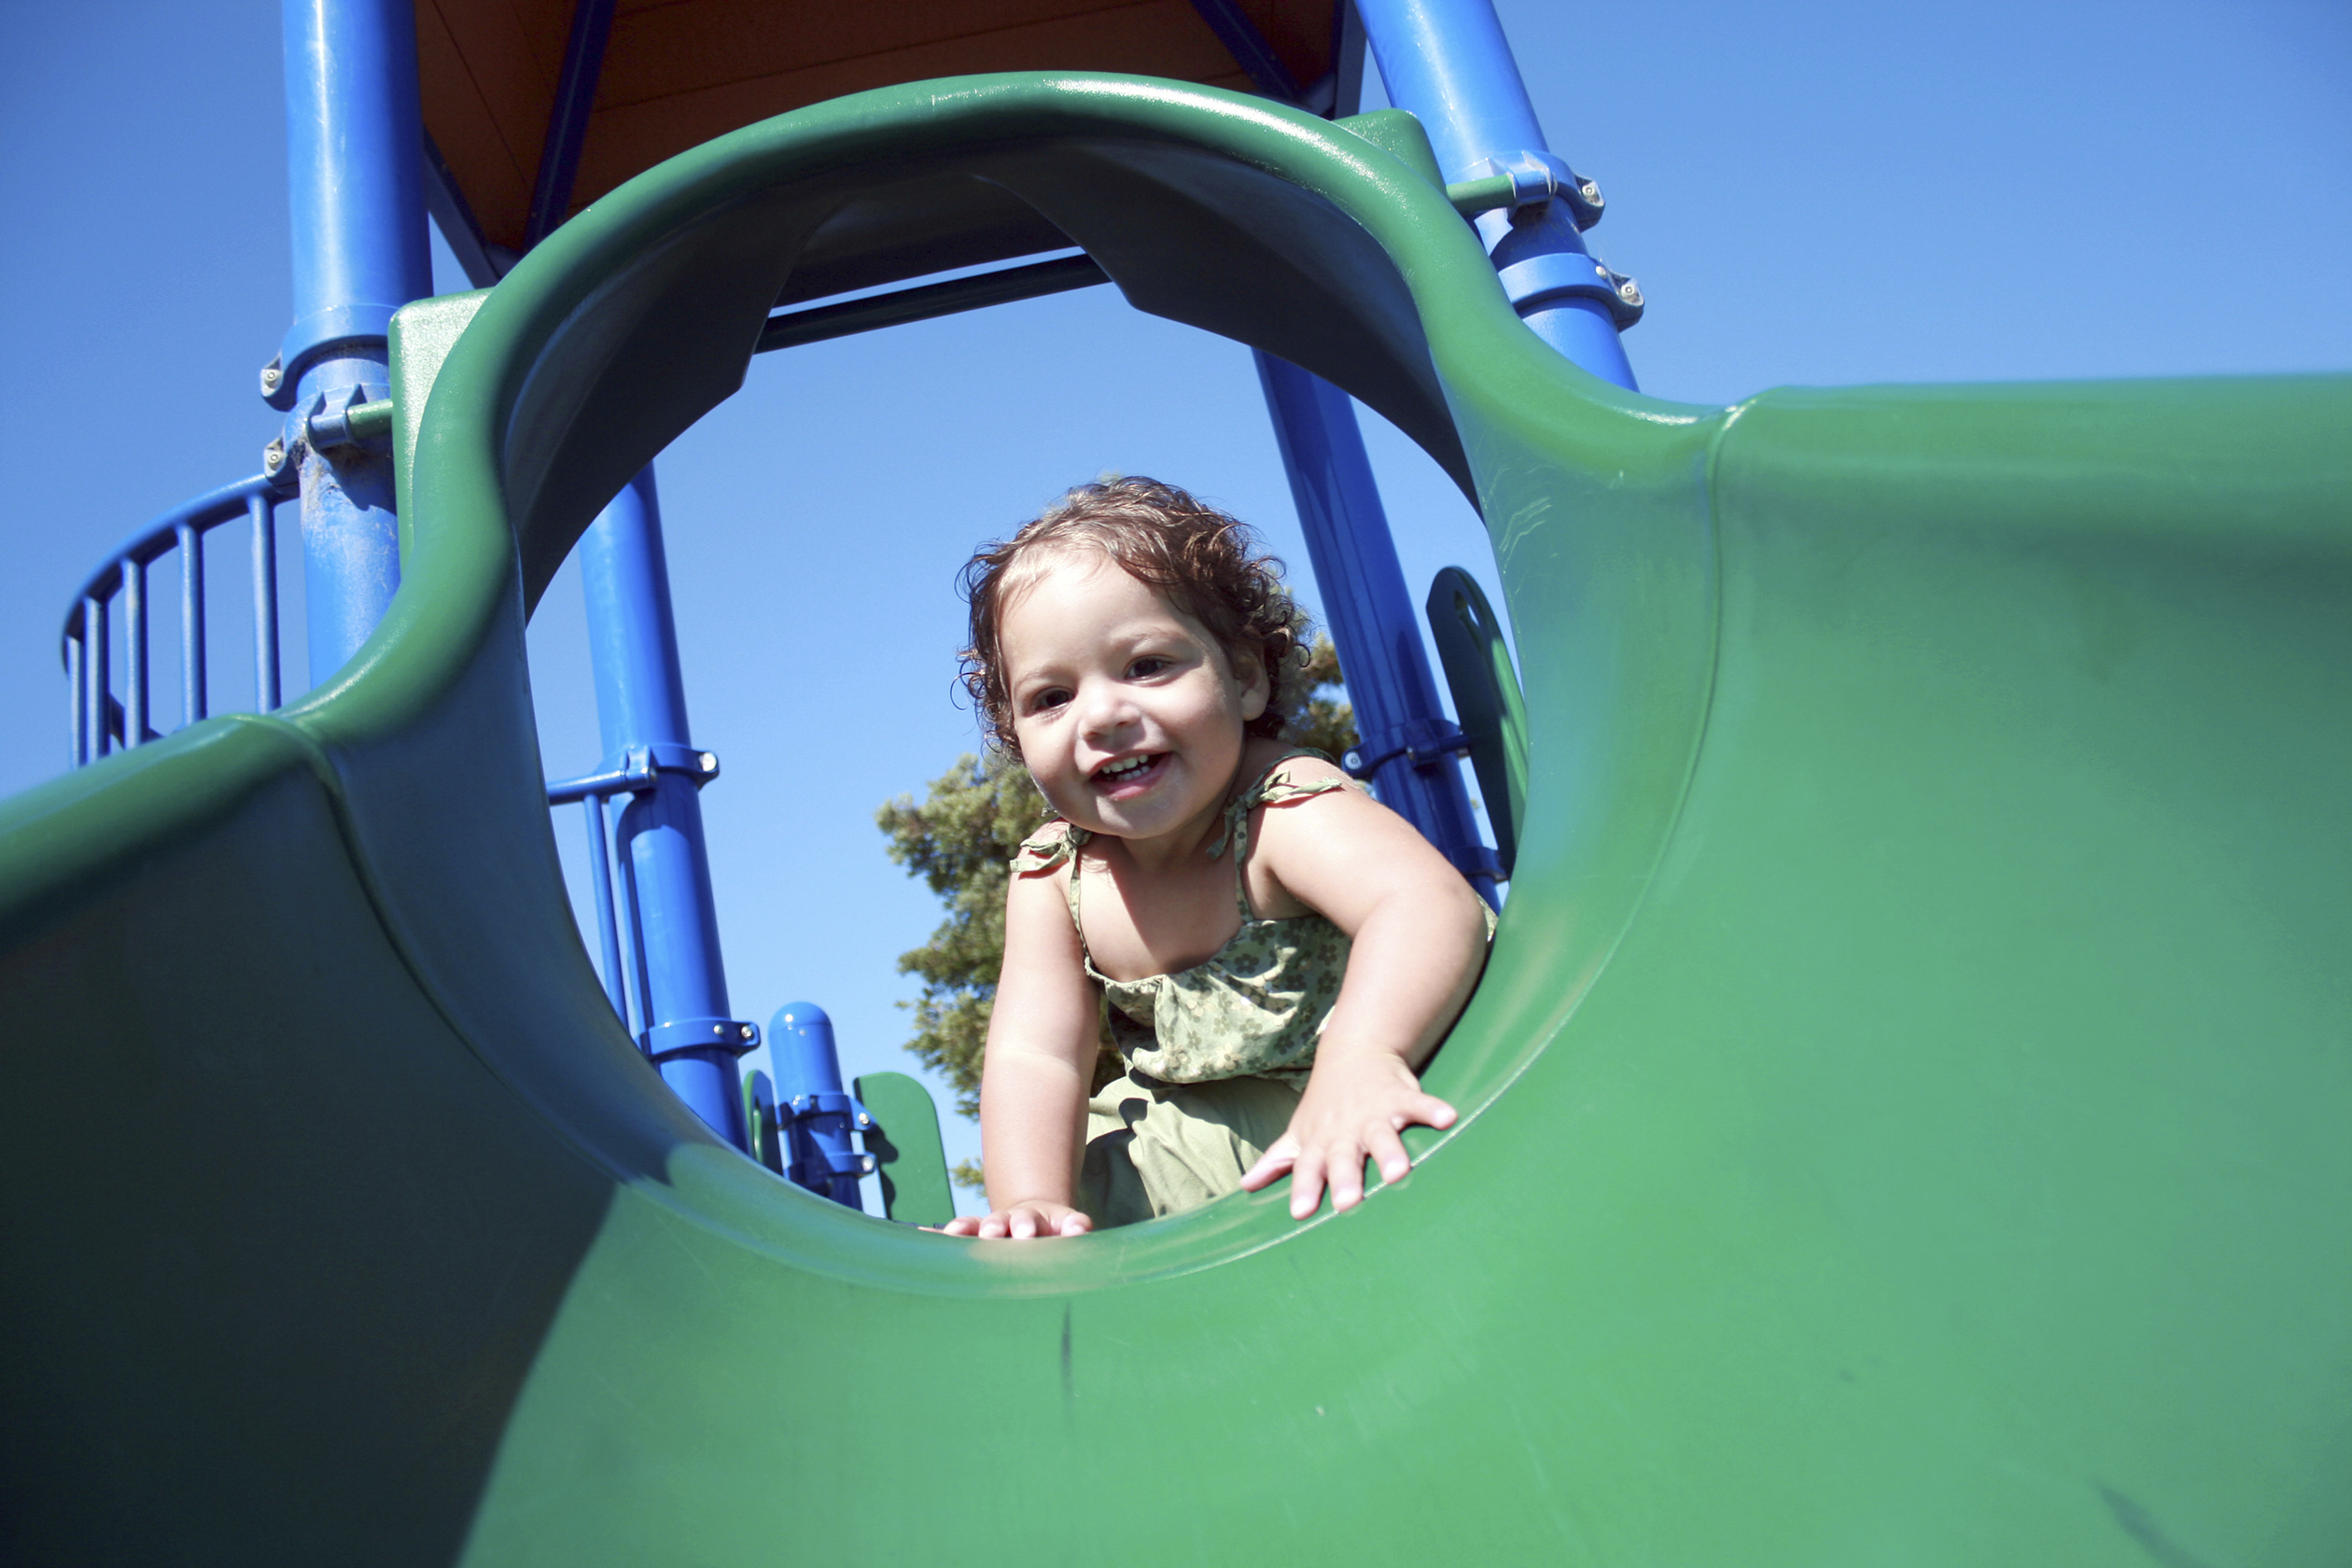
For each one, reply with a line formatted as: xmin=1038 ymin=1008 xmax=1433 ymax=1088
xmin=1009 ymin=818 xmax=1093 ymax=933
xmin=1215 ymin=749 xmax=1366 ymax=919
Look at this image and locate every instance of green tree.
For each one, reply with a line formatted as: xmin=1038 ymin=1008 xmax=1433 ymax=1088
xmin=877 ymin=637 xmax=1355 ymax=1186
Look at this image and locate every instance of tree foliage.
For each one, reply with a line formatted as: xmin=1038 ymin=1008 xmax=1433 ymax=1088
xmin=877 ymin=638 xmax=1356 ymax=1183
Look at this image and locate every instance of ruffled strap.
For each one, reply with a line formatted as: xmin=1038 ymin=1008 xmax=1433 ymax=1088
xmin=1206 ymin=750 xmax=1366 ymax=896
xmin=1009 ymin=818 xmax=1089 ymax=875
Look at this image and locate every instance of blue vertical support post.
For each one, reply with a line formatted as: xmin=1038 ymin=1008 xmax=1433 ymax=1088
xmin=270 ymin=0 xmax=432 ymax=685
xmin=769 ymin=1004 xmax=872 ymax=1210
xmin=1254 ymin=351 xmax=1500 ymax=903
xmin=1354 ymin=0 xmax=1642 ymax=389
xmin=581 ymin=469 xmax=754 ymax=1151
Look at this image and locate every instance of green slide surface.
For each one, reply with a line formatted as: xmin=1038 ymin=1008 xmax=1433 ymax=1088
xmin=2 ymin=75 xmax=2345 ymax=1566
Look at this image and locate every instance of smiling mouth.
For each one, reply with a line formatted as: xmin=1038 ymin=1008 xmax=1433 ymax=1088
xmin=1091 ymin=753 xmax=1165 ymax=788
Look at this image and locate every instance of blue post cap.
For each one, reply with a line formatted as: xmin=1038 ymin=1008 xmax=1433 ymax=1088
xmin=769 ymin=1001 xmax=846 ymax=1096
xmin=769 ymin=1001 xmax=833 ymax=1033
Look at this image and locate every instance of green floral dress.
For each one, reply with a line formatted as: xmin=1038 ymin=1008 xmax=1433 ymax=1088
xmin=1009 ymin=750 xmax=1366 ymax=1226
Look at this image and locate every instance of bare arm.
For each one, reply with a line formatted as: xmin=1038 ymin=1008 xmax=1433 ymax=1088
xmin=1239 ymin=769 xmax=1491 ymax=1218
xmin=937 ymin=855 xmax=1101 ymax=1239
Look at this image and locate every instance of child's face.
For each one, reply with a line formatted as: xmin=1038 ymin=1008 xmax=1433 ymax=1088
xmin=1000 ymin=550 xmax=1269 ymax=850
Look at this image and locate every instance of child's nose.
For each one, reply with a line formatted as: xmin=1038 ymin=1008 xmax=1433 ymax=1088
xmin=1076 ymin=680 xmax=1139 ymax=737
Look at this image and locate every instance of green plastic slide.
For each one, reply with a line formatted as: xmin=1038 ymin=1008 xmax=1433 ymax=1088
xmin=2 ymin=75 xmax=2345 ymax=1565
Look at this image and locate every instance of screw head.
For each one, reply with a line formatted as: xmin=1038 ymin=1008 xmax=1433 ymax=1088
xmin=1617 ymin=279 xmax=1644 ymax=306
xmin=698 ymin=751 xmax=718 ymax=773
xmin=262 ymin=438 xmax=287 ymax=474
xmin=739 ymin=1024 xmax=754 ymax=1041
xmin=1580 ymin=181 xmax=1602 ymax=204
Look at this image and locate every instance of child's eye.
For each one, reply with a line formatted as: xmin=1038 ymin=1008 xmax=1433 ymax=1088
xmin=1127 ymin=657 xmax=1169 ymax=679
xmin=1027 ymin=687 xmax=1071 ymax=714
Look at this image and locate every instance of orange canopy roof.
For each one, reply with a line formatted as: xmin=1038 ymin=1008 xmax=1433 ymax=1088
xmin=420 ymin=0 xmax=1356 ymax=282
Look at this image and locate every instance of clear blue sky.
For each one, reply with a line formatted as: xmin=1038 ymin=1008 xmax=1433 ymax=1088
xmin=2 ymin=1 xmax=2345 ymax=1207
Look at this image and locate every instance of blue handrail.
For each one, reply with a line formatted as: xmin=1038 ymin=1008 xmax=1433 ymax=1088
xmin=60 ymin=472 xmax=289 ymax=768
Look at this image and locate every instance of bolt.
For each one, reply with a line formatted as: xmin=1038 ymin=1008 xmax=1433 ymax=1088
xmin=1617 ymin=279 xmax=1644 ymax=306
xmin=739 ymin=1024 xmax=754 ymax=1040
xmin=262 ymin=438 xmax=287 ymax=475
xmin=1581 ymin=181 xmax=1602 ymax=204
xmin=698 ymin=751 xmax=718 ymax=773
xmin=711 ymin=1024 xmax=725 ymax=1036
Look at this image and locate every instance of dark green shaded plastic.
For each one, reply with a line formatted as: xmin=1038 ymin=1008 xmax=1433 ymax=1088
xmin=1 ymin=74 xmax=2346 ymax=1565
xmin=1425 ymin=565 xmax=1529 ymax=874
xmin=855 ymin=1071 xmax=957 ymax=1227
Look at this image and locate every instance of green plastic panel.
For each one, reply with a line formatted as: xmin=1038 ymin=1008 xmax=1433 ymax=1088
xmin=855 ymin=1071 xmax=957 ymax=1227
xmin=1 ymin=74 xmax=2345 ymax=1566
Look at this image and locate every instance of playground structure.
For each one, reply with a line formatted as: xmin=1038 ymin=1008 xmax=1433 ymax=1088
xmin=5 ymin=3 xmax=2348 ymax=1563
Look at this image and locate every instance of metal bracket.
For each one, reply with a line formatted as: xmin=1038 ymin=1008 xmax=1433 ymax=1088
xmin=1343 ymin=716 xmax=1474 ymax=779
xmin=785 ymin=1089 xmax=875 ymax=1133
xmin=1491 ymin=249 xmax=1645 ymax=330
xmin=640 ymin=1015 xmax=761 ymax=1060
xmin=304 ymin=386 xmax=396 ymax=452
xmin=264 ymin=303 xmax=399 ymax=411
xmin=781 ymin=1090 xmax=877 ymax=1177
xmin=1447 ymin=150 xmax=1605 ymax=230
xmin=544 ymin=742 xmax=721 ymax=805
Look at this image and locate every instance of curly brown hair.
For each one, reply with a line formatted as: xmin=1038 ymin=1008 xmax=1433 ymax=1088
xmin=959 ymin=477 xmax=1313 ymax=761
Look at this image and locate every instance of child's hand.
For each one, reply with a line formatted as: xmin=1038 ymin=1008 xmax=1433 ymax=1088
xmin=1239 ymin=1051 xmax=1457 ymax=1219
xmin=936 ymin=1199 xmax=1094 ymax=1239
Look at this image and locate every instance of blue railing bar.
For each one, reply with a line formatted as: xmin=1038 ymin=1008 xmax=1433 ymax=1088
xmin=82 ymin=597 xmax=108 ymax=764
xmin=276 ymin=0 xmax=428 ymax=689
xmin=251 ymin=491 xmax=279 ymax=712
xmin=579 ymin=469 xmax=748 ymax=1147
xmin=65 ymin=634 xmax=84 ymax=769
xmin=543 ymin=761 xmax=654 ymax=805
xmin=178 ymin=520 xmax=206 ymax=726
xmin=525 ymin=0 xmax=616 ymax=248
xmin=1354 ymin=0 xmax=1640 ymax=388
xmin=56 ymin=474 xmax=278 ymax=654
xmin=124 ymin=559 xmax=148 ymax=748
xmin=581 ymin=791 xmax=628 ymax=1021
xmin=1253 ymin=350 xmax=1502 ymax=903
xmin=618 ymin=821 xmax=654 ymax=1048
xmin=754 ymin=254 xmax=1110 ymax=355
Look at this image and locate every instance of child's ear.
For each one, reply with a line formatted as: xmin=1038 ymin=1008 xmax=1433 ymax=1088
xmin=1236 ymin=650 xmax=1270 ymax=721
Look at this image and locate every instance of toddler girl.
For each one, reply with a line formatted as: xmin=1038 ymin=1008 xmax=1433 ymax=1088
xmin=939 ymin=478 xmax=1493 ymax=1239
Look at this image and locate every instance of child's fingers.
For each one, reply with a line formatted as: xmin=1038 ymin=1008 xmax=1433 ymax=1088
xmin=937 ymin=1215 xmax=983 ymax=1236
xmin=1327 ymin=1138 xmax=1371 ymax=1211
xmin=1239 ymin=1136 xmax=1299 ymax=1192
xmin=1288 ymin=1147 xmax=1328 ymax=1220
xmin=1398 ymin=1092 xmax=1458 ymax=1131
xmin=1057 ymin=1211 xmax=1093 ymax=1237
xmin=1365 ymin=1119 xmax=1414 ymax=1185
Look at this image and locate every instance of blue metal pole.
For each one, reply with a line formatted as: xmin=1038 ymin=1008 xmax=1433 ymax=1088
xmin=1354 ymin=0 xmax=1640 ymax=389
xmin=1255 ymin=351 xmax=1501 ymax=903
xmin=769 ymin=1003 xmax=870 ymax=1210
xmin=580 ymin=469 xmax=752 ymax=1151
xmin=273 ymin=0 xmax=432 ymax=684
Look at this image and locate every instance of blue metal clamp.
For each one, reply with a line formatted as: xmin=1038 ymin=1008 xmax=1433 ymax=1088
xmin=1457 ymin=150 xmax=1604 ymax=229
xmin=1343 ymin=714 xmax=1474 ymax=779
xmin=782 ymin=1091 xmax=877 ymax=1179
xmin=640 ymin=1015 xmax=762 ymax=1060
xmin=543 ymin=743 xmax=721 ymax=805
xmin=1493 ymin=250 xmax=1645 ymax=329
xmin=1345 ymin=717 xmax=1505 ymax=882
